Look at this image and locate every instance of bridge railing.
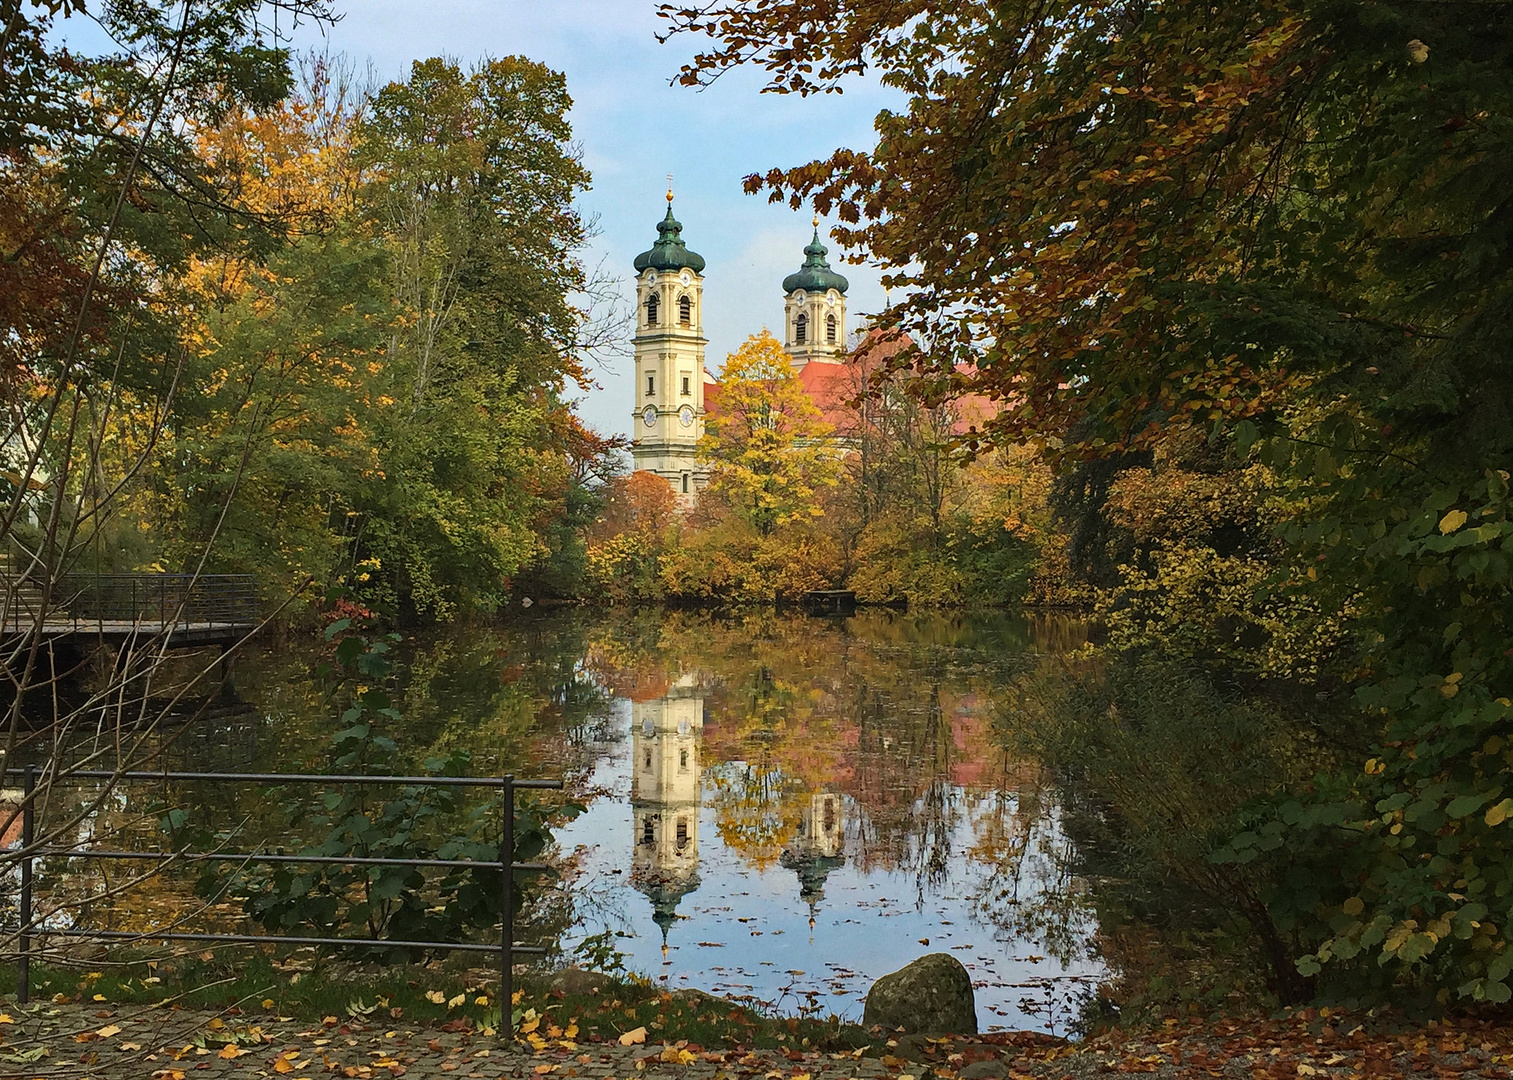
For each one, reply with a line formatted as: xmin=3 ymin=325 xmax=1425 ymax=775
xmin=0 ymin=573 xmax=261 ymax=632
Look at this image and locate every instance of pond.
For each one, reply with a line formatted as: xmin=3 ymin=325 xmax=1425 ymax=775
xmin=33 ymin=608 xmax=1104 ymax=1033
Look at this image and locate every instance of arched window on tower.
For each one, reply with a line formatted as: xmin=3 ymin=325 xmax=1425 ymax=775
xmin=678 ymin=295 xmax=691 ymax=327
xmin=826 ymin=313 xmax=837 ymax=344
xmin=646 ymin=293 xmax=659 ymax=327
xmin=794 ymin=313 xmax=807 ymax=345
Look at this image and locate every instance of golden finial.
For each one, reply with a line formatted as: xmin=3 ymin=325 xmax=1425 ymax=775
xmin=812 ymin=213 xmax=820 ymax=228
xmin=667 ymin=173 xmax=675 ymax=203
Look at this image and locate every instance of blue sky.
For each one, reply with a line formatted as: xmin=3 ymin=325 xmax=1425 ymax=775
xmin=67 ymin=1 xmax=898 ymax=441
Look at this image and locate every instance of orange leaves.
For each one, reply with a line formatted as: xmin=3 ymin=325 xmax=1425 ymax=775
xmin=663 ymin=0 xmax=1332 ymax=461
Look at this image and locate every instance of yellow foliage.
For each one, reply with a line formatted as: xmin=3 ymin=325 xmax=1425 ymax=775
xmin=657 ymin=521 xmax=842 ymax=602
xmin=1098 ymin=542 xmax=1350 ymax=680
xmin=700 ymin=331 xmax=839 ymax=535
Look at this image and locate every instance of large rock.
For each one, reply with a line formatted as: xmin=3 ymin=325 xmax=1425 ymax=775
xmin=547 ymin=967 xmax=615 ymax=996
xmin=863 ymin=953 xmax=978 ymax=1035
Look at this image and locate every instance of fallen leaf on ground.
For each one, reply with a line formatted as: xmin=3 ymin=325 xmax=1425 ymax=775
xmin=619 ymin=1027 xmax=647 ymax=1046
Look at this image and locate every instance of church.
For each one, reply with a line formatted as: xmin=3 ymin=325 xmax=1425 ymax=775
xmin=628 ymin=192 xmax=855 ymax=496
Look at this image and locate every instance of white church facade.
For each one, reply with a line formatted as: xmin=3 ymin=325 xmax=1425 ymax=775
xmin=629 ymin=192 xmax=851 ymax=494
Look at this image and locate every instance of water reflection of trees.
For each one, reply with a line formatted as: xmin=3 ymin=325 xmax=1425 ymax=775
xmin=583 ymin=607 xmax=1095 ymax=960
xmin=35 ymin=608 xmax=1098 ymax=967
xmin=38 ymin=617 xmax=625 ymax=941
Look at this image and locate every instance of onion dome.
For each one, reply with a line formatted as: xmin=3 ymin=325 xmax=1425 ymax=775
xmin=782 ymin=228 xmax=849 ymax=295
xmin=633 ymin=198 xmax=705 ymax=274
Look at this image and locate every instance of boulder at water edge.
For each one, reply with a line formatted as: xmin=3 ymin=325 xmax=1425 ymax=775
xmin=548 ymin=967 xmax=615 ymax=996
xmin=863 ymin=953 xmax=978 ymax=1035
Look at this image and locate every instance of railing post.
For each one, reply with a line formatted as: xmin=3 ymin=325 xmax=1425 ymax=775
xmin=500 ymin=775 xmax=514 ymax=1026
xmin=18 ymin=764 xmax=35 ymax=1005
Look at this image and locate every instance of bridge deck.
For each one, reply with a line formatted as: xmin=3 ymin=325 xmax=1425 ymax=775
xmin=10 ymin=620 xmax=257 ymax=646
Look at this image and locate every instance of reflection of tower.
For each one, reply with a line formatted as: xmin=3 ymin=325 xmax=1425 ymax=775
xmin=780 ymin=792 xmax=846 ymax=922
xmin=630 ymin=673 xmax=704 ymax=949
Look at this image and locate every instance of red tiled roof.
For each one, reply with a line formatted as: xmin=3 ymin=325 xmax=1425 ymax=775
xmin=796 ymin=361 xmax=860 ymax=430
xmin=703 ymin=329 xmax=1002 ymax=438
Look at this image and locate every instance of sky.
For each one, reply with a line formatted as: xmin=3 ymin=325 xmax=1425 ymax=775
xmin=64 ymin=1 xmax=900 ymax=442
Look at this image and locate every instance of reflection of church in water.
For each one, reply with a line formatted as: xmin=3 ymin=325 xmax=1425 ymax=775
xmin=630 ymin=675 xmax=848 ymax=944
xmin=630 ymin=673 xmax=705 ymax=949
xmin=781 ymin=792 xmax=845 ymax=923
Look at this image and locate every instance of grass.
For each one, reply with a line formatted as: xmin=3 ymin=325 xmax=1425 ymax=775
xmin=0 ymin=952 xmax=502 ymax=1030
xmin=0 ymin=953 xmax=875 ymax=1051
xmin=536 ymin=981 xmax=874 ymax=1051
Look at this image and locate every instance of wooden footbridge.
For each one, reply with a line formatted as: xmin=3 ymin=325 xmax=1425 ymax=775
xmin=1 ymin=572 xmax=260 ymax=649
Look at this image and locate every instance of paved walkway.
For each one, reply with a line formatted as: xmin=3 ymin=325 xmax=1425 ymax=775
xmin=4 ymin=1001 xmax=1513 ymax=1080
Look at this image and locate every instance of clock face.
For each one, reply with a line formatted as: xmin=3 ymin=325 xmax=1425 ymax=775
xmin=642 ymin=405 xmax=657 ymax=428
xmin=679 ymin=405 xmax=694 ymax=429
xmin=680 ymin=271 xmax=691 ymax=285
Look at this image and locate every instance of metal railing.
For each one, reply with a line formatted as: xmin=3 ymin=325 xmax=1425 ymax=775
xmin=0 ymin=573 xmax=261 ymax=633
xmin=3 ymin=767 xmax=563 ymax=1009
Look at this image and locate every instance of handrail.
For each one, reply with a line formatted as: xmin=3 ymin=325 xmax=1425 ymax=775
xmin=2 ymin=766 xmax=564 ymax=1009
xmin=0 ymin=572 xmax=261 ymax=633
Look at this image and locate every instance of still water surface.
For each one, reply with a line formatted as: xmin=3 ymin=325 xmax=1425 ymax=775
xmin=142 ymin=609 xmax=1101 ymax=1031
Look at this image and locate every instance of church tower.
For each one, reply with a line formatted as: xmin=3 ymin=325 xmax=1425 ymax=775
xmin=631 ymin=191 xmax=708 ymax=498
xmin=782 ymin=219 xmax=850 ymax=371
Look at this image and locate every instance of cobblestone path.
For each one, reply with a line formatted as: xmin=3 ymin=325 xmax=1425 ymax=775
xmin=4 ymin=1000 xmax=1513 ymax=1079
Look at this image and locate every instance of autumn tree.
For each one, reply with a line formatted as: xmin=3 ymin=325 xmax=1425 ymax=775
xmin=699 ymin=330 xmax=838 ymax=537
xmin=0 ymin=0 xmax=338 ymax=959
xmin=663 ymin=0 xmax=1513 ymax=1004
xmin=166 ymin=55 xmax=604 ymax=619
xmin=345 ymin=56 xmax=597 ymax=617
xmin=591 ymin=471 xmax=680 ymax=542
xmin=583 ymin=471 xmax=679 ymax=602
xmin=163 ymin=57 xmax=384 ymax=599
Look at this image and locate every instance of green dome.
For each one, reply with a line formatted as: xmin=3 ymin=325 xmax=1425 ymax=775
xmin=633 ymin=202 xmax=706 ymax=273
xmin=782 ymin=230 xmax=849 ymax=295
